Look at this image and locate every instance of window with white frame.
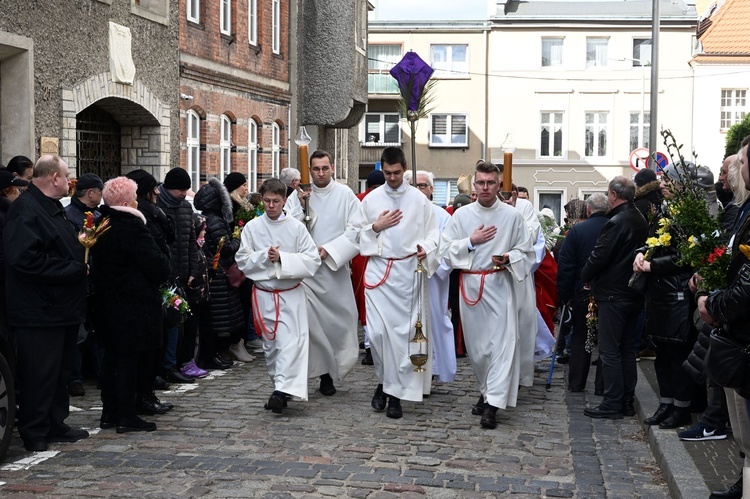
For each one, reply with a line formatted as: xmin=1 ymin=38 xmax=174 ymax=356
xmin=187 ymin=110 xmax=201 ymax=189
xmin=586 ymin=37 xmax=608 ymax=68
xmin=272 ymin=0 xmax=280 ymax=54
xmin=187 ymin=0 xmax=200 ymax=23
xmin=248 ymin=0 xmax=257 ymax=45
xmin=540 ymin=112 xmax=564 ymax=158
xmin=721 ymin=89 xmax=748 ymax=130
xmin=431 ymin=44 xmax=468 ymax=77
xmin=248 ymin=119 xmax=258 ymax=191
xmin=629 ymin=112 xmax=650 ymax=152
xmin=368 ymin=44 xmax=402 ymax=94
xmin=632 ymin=38 xmax=652 ymax=66
xmin=220 ymin=115 xmax=231 ymax=179
xmin=271 ymin=122 xmax=280 ymax=177
xmin=537 ymin=191 xmax=564 ymax=224
xmin=584 ymin=112 xmax=608 ymax=157
xmin=362 ymin=113 xmax=401 ymax=146
xmin=542 ymin=37 xmax=563 ymax=67
xmin=432 ymin=180 xmax=458 ymax=207
xmin=430 ymin=114 xmax=468 ymax=147
xmin=220 ymin=0 xmax=231 ymax=35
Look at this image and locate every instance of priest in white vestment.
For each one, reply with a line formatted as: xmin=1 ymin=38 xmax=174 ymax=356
xmin=235 ymin=178 xmax=321 ymax=414
xmin=405 ymin=170 xmax=456 ymax=383
xmin=350 ymin=147 xmax=440 ymax=419
xmin=440 ymin=162 xmax=535 ymax=429
xmin=302 ymin=151 xmax=361 ymax=396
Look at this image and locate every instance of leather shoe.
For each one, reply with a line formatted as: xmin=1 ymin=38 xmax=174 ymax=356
xmin=164 ymin=368 xmax=195 ymax=384
xmin=584 ymin=405 xmax=623 ymax=419
xmin=25 ymin=439 xmax=47 ymax=452
xmin=659 ymin=407 xmax=691 ymax=429
xmin=264 ymin=391 xmax=287 ymax=414
xmin=47 ymin=428 xmax=89 ymax=443
xmin=100 ymin=413 xmax=117 ymax=429
xmin=622 ymin=398 xmax=636 ymax=417
xmin=116 ymin=415 xmax=157 ymax=433
xmin=362 ymin=348 xmax=374 ymax=366
xmin=471 ymin=394 xmax=486 ymax=416
xmin=644 ymin=403 xmax=674 ymax=425
xmin=386 ymin=397 xmax=403 ymax=419
xmin=371 ymin=384 xmax=386 ymax=411
xmin=480 ymin=406 xmax=498 ymax=429
xmin=137 ymin=399 xmax=171 ymax=416
xmin=198 ymin=355 xmax=233 ymax=370
xmin=68 ymin=381 xmax=85 ymax=397
xmin=153 ymin=376 xmax=170 ymax=390
xmin=710 ymin=476 xmax=743 ymax=498
xmin=320 ymin=374 xmax=336 ymax=396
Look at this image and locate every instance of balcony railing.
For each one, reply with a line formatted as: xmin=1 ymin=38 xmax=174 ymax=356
xmin=368 ymin=73 xmax=399 ymax=94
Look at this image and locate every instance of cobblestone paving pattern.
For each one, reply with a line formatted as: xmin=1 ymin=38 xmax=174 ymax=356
xmin=1 ymin=353 xmax=670 ymax=498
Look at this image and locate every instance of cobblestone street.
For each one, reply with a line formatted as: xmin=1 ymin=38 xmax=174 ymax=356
xmin=0 ymin=352 xmax=669 ymax=498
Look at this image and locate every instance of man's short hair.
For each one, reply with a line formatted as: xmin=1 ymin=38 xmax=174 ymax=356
xmin=34 ymin=155 xmax=64 ymax=179
xmin=279 ymin=167 xmax=301 ymax=187
xmin=586 ymin=193 xmax=608 ymax=214
xmin=475 ymin=161 xmax=500 ymax=176
xmin=381 ymin=147 xmax=406 ymax=167
xmin=260 ymin=178 xmax=288 ymax=197
xmin=609 ymin=176 xmax=635 ymax=202
xmin=415 ymin=170 xmax=434 ymax=186
xmin=517 ymin=186 xmax=529 ymax=194
xmin=310 ymin=150 xmax=332 ymax=165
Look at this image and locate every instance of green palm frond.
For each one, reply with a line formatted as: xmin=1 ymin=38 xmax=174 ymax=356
xmin=395 ymin=78 xmax=439 ymax=126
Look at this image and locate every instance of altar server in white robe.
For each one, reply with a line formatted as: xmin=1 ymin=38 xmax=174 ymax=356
xmin=303 ymin=150 xmax=360 ymax=396
xmin=405 ymin=169 xmax=456 ymax=383
xmin=441 ymin=162 xmax=535 ymax=429
xmin=350 ymin=147 xmax=440 ymax=419
xmin=235 ymin=178 xmax=321 ymax=414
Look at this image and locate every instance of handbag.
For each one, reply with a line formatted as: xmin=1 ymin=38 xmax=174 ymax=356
xmin=628 ymin=271 xmax=648 ymax=294
xmin=222 ymin=262 xmax=247 ymax=289
xmin=704 ymin=328 xmax=750 ymax=392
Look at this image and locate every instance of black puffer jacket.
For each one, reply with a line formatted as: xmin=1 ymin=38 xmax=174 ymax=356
xmin=157 ymin=186 xmax=198 ymax=285
xmin=581 ymin=201 xmax=649 ymax=302
xmin=705 ymin=201 xmax=750 ymax=346
xmin=136 ymin=196 xmax=174 ymax=258
xmin=91 ymin=205 xmax=171 ymax=353
xmin=194 ymin=178 xmax=245 ymax=338
xmin=683 ymin=325 xmax=710 ymax=384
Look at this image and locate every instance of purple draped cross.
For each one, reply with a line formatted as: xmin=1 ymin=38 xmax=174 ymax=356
xmin=389 ymin=52 xmax=434 ymax=112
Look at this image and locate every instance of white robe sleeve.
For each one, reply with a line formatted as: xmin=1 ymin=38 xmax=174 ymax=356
xmin=235 ymin=223 xmax=278 ymax=281
xmin=321 ymin=193 xmax=360 ymax=271
xmin=284 ymin=191 xmax=305 ymax=221
xmin=440 ymin=216 xmax=474 ymax=271
xmin=277 ymin=225 xmax=322 ymax=279
xmin=420 ymin=200 xmax=441 ymax=277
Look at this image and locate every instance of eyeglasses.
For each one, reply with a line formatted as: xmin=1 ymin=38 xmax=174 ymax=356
xmin=474 ymin=181 xmax=498 ymax=188
xmin=415 ymin=183 xmax=430 ymax=189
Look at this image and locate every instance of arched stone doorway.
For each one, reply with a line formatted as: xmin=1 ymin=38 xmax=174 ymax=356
xmin=76 ymin=104 xmax=122 ymax=180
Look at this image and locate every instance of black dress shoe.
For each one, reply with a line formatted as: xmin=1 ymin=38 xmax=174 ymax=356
xmin=644 ymin=403 xmax=674 ymax=425
xmin=164 ymin=368 xmax=195 ymax=384
xmin=25 ymin=439 xmax=47 ymax=452
xmin=371 ymin=384 xmax=386 ymax=411
xmin=264 ymin=391 xmax=287 ymax=414
xmin=320 ymin=374 xmax=336 ymax=396
xmin=659 ymin=407 xmax=691 ymax=429
xmin=47 ymin=428 xmax=89 ymax=443
xmin=584 ymin=405 xmax=623 ymax=419
xmin=116 ymin=415 xmax=157 ymax=433
xmin=137 ymin=399 xmax=171 ymax=416
xmin=386 ymin=397 xmax=403 ymax=419
xmin=362 ymin=348 xmax=374 ymax=366
xmin=471 ymin=394 xmax=486 ymax=415
xmin=359 ymin=341 xmax=365 ymax=350
xmin=68 ymin=381 xmax=85 ymax=397
xmin=198 ymin=355 xmax=233 ymax=370
xmin=100 ymin=413 xmax=117 ymax=429
xmin=710 ymin=476 xmax=743 ymax=498
xmin=153 ymin=376 xmax=170 ymax=390
xmin=622 ymin=399 xmax=636 ymax=417
xmin=480 ymin=406 xmax=498 ymax=429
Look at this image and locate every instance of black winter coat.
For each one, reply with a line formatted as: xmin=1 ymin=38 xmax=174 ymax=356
xmin=194 ymin=178 xmax=245 ymax=338
xmin=581 ymin=201 xmax=649 ymax=302
xmin=4 ymin=183 xmax=88 ymax=328
xmin=64 ymin=196 xmax=100 ymax=232
xmin=706 ymin=200 xmax=750 ymax=346
xmin=136 ymin=196 xmax=174 ymax=258
xmin=556 ymin=212 xmax=608 ymax=304
xmin=157 ymin=186 xmax=198 ymax=285
xmin=91 ymin=205 xmax=171 ymax=353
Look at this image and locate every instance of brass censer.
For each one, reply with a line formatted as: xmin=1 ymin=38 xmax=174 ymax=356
xmin=409 ymin=257 xmax=428 ymax=372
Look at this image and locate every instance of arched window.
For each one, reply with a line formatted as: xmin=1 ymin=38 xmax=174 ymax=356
xmin=220 ymin=114 xmax=232 ymax=179
xmin=271 ymin=122 xmax=280 ymax=178
xmin=248 ymin=119 xmax=258 ymax=191
xmin=187 ymin=110 xmax=200 ymax=189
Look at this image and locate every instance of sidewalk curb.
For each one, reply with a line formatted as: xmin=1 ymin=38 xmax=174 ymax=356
xmin=635 ymin=362 xmax=711 ymax=499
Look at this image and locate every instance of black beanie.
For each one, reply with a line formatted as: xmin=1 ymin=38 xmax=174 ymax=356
xmin=223 ymin=172 xmax=247 ymax=193
xmin=366 ymin=170 xmax=385 ymax=188
xmin=633 ymin=168 xmax=657 ymax=187
xmin=126 ymin=169 xmax=158 ymax=198
xmin=163 ymin=168 xmax=191 ymax=190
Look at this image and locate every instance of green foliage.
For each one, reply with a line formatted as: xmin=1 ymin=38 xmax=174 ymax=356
xmin=725 ymin=113 xmax=750 ymax=159
xmin=395 ymin=78 xmax=438 ymax=128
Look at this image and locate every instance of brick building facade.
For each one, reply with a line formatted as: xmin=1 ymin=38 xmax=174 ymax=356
xmin=179 ymin=0 xmax=291 ymax=191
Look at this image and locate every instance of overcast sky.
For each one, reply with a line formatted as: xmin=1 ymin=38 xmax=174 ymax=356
xmin=369 ymin=0 xmax=489 ymax=21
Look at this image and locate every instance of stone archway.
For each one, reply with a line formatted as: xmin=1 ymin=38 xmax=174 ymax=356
xmin=62 ymin=72 xmax=171 ymax=180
